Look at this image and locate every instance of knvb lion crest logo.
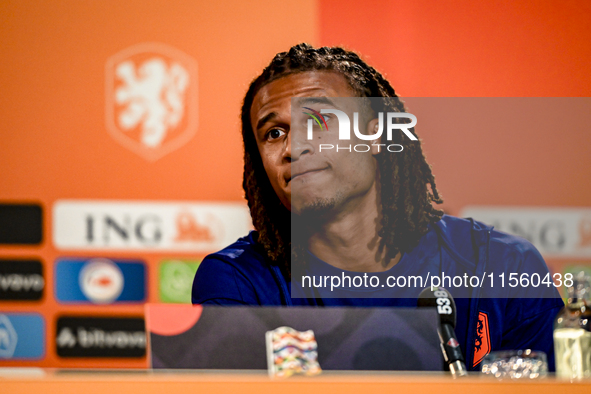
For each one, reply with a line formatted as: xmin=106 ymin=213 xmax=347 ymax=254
xmin=173 ymin=210 xmax=224 ymax=244
xmin=106 ymin=43 xmax=198 ymax=161
xmin=473 ymin=311 xmax=491 ymax=367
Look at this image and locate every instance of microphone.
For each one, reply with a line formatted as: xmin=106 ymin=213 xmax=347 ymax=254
xmin=417 ymin=286 xmax=468 ymax=378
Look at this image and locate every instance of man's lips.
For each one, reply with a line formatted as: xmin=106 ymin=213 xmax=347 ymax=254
xmin=287 ymin=167 xmax=329 ymax=184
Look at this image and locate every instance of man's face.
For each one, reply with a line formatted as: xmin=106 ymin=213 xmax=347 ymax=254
xmin=250 ymin=71 xmax=379 ymax=215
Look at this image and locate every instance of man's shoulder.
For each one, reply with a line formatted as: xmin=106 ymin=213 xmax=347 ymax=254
xmin=208 ymin=231 xmax=259 ymax=255
xmin=434 ymin=214 xmax=540 ymax=256
xmin=202 ymin=231 xmax=269 ymax=272
xmin=192 ymin=231 xmax=285 ymax=305
xmin=433 ymin=214 xmax=549 ymax=279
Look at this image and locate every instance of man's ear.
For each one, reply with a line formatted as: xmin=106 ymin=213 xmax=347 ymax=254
xmin=367 ymin=117 xmax=382 ymax=156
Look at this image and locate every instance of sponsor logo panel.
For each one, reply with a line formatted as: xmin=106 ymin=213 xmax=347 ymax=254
xmin=0 ymin=203 xmax=42 ymax=245
xmin=0 ymin=259 xmax=44 ymax=301
xmin=105 ymin=42 xmax=198 ymax=161
xmin=0 ymin=313 xmax=45 ymax=360
xmin=461 ymin=207 xmax=591 ymax=258
xmin=159 ymin=259 xmax=200 ymax=303
xmin=53 ymin=200 xmax=251 ymax=251
xmin=55 ymin=258 xmax=146 ymax=304
xmin=56 ymin=316 xmax=146 ymax=358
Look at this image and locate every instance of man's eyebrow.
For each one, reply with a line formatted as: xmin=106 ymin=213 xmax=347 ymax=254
xmin=298 ymin=97 xmax=336 ymax=107
xmin=256 ymin=111 xmax=278 ymax=131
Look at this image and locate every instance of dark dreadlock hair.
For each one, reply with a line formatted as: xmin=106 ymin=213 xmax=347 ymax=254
xmin=241 ymin=43 xmax=443 ymax=277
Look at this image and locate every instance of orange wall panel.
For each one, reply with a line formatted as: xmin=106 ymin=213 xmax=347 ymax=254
xmin=320 ymin=0 xmax=591 ymax=97
xmin=0 ymin=0 xmax=318 ymax=368
xmin=319 ymin=0 xmax=591 ymax=214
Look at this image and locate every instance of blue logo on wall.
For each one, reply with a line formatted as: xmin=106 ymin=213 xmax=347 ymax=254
xmin=0 ymin=313 xmax=45 ymax=359
xmin=55 ymin=258 xmax=146 ymax=304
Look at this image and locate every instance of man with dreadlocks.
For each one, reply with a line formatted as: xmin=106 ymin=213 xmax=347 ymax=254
xmin=192 ymin=43 xmax=563 ymax=370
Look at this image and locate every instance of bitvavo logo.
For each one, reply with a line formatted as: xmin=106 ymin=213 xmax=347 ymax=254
xmin=305 ymin=109 xmax=417 ymax=153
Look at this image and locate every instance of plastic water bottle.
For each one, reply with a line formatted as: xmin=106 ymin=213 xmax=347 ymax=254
xmin=554 ymin=272 xmax=591 ymax=379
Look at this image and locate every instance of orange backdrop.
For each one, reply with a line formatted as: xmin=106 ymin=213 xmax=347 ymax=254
xmin=320 ymin=0 xmax=591 ymax=213
xmin=319 ymin=0 xmax=591 ymax=285
xmin=0 ymin=0 xmax=318 ymax=368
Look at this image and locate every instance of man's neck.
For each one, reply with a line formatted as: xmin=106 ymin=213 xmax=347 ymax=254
xmin=306 ymin=180 xmax=400 ymax=272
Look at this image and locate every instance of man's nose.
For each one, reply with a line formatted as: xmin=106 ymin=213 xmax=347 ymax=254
xmin=284 ymin=128 xmax=314 ymax=162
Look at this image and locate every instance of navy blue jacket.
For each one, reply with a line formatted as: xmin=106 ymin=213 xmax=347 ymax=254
xmin=192 ymin=215 xmax=564 ymax=370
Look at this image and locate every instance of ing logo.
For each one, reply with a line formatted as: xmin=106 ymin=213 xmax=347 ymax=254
xmin=105 ymin=43 xmax=198 ymax=161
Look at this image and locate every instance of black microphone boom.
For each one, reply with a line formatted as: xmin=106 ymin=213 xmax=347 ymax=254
xmin=417 ymin=286 xmax=468 ymax=378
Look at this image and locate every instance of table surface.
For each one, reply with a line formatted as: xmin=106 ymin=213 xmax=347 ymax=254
xmin=1 ymin=369 xmax=591 ymax=394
